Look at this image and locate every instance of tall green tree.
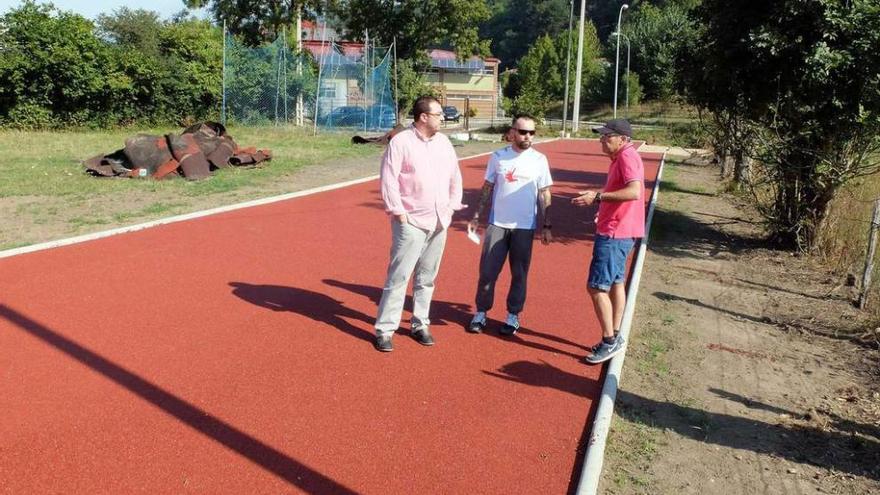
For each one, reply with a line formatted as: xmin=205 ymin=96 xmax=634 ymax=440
xmin=332 ymin=0 xmax=492 ymax=60
xmin=480 ymin=0 xmax=570 ymax=69
xmin=508 ymin=35 xmax=560 ymax=117
xmin=505 ymin=22 xmax=607 ymax=117
xmin=625 ymin=1 xmax=695 ymax=100
xmin=96 ymin=8 xmax=163 ymax=55
xmin=184 ymin=0 xmax=328 ymax=46
xmin=681 ymin=0 xmax=880 ymax=250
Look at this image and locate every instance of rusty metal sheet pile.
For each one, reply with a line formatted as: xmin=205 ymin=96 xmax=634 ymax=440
xmin=84 ymin=122 xmax=271 ymax=180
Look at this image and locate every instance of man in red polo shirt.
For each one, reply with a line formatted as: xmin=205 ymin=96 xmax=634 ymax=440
xmin=572 ymin=118 xmax=645 ymax=364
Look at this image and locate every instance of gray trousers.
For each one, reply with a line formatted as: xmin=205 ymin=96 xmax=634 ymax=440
xmin=475 ymin=224 xmax=535 ymax=315
xmin=375 ymin=218 xmax=448 ymax=336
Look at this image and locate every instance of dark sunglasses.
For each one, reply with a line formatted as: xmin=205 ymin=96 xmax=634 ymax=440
xmin=514 ymin=128 xmax=536 ymax=136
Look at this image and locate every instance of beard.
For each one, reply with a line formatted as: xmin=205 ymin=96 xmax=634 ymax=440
xmin=515 ymin=140 xmax=532 ymax=150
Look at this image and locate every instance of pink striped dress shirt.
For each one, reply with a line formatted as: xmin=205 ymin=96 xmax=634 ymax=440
xmin=380 ymin=126 xmax=465 ymax=230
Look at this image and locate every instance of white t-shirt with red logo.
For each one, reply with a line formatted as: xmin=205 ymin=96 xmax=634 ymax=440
xmin=485 ymin=146 xmax=553 ymax=229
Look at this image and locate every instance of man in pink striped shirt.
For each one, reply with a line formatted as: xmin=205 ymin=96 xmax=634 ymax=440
xmin=374 ymin=96 xmax=466 ymax=352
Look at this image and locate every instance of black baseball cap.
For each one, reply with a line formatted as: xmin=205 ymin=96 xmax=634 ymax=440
xmin=592 ymin=118 xmax=632 ymax=137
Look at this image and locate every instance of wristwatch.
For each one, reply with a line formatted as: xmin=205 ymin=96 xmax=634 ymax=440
xmin=596 ymin=192 xmax=603 ymax=202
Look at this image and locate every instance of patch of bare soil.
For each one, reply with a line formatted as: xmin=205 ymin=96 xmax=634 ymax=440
xmin=601 ymin=160 xmax=880 ymax=494
xmin=0 ymin=139 xmax=501 ymax=251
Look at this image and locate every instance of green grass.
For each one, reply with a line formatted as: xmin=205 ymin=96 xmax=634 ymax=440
xmin=0 ymin=125 xmax=380 ymax=199
xmin=637 ymin=330 xmax=672 ymax=377
xmin=606 ymin=411 xmax=662 ymax=489
xmin=111 ymin=201 xmax=189 ymax=223
xmin=581 ymin=101 xmax=700 ymax=124
xmin=555 ymin=102 xmax=707 ymax=148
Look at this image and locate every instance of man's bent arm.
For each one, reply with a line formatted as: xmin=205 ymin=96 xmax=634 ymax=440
xmin=601 ymin=180 xmax=641 ymax=202
xmin=539 ymin=187 xmax=552 ymax=225
xmin=471 ymin=180 xmax=495 ymax=223
xmin=449 ymin=162 xmax=465 ymax=210
xmin=379 ymin=144 xmax=405 ymax=216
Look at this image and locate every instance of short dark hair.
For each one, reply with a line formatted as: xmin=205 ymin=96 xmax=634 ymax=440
xmin=412 ymin=96 xmax=440 ymax=121
xmin=511 ymin=114 xmax=536 ymax=127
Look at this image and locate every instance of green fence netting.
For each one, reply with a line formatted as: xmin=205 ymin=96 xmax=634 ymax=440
xmin=223 ymin=30 xmax=396 ymax=132
xmin=313 ymin=41 xmax=396 ymax=131
xmin=222 ymin=30 xmax=317 ymax=126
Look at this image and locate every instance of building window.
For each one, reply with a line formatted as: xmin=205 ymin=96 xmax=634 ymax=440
xmin=319 ymin=82 xmax=336 ymax=98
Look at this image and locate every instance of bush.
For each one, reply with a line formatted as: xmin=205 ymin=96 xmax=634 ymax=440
xmin=0 ymin=3 xmax=222 ymax=129
xmin=2 ymin=102 xmax=56 ymax=129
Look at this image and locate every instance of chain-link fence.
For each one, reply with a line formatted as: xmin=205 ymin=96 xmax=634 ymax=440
xmin=222 ymin=29 xmax=317 ymax=126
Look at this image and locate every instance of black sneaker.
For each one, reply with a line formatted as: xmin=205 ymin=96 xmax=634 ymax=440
xmin=500 ymin=312 xmax=520 ymax=336
xmin=412 ymin=327 xmax=435 ymax=346
xmin=468 ymin=311 xmax=487 ymax=333
xmin=375 ymin=334 xmax=393 ymax=352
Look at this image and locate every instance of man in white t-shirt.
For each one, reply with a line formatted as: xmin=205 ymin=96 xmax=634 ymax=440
xmin=466 ymin=114 xmax=553 ymax=335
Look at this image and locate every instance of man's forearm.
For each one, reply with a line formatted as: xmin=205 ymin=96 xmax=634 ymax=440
xmin=540 ymin=189 xmax=552 ymax=226
xmin=472 ymin=181 xmax=494 ymax=220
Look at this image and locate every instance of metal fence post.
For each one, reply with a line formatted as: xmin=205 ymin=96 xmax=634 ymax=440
xmin=858 ymin=199 xmax=880 ymax=309
xmin=221 ymin=20 xmax=226 ymax=126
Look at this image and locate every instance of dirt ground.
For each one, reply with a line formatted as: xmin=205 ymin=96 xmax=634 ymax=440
xmin=4 ymin=138 xmax=878 ymax=493
xmin=601 ymin=157 xmax=880 ymax=494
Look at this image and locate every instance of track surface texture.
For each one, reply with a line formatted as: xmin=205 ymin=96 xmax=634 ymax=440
xmin=1 ymin=139 xmax=660 ymax=494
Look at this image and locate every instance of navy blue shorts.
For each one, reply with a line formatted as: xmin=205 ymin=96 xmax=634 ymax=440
xmin=588 ymin=235 xmax=636 ymax=291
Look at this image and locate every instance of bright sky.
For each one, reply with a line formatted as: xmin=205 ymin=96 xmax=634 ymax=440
xmin=0 ymin=0 xmax=208 ymax=20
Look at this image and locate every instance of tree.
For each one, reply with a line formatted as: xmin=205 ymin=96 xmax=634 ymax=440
xmin=394 ymin=59 xmax=437 ymax=117
xmin=480 ymin=0 xmax=570 ymax=69
xmin=332 ymin=0 xmax=491 ymax=60
xmin=184 ymin=0 xmax=328 ymax=46
xmin=96 ymin=8 xmax=163 ymax=55
xmin=625 ymin=1 xmax=695 ymax=100
xmin=508 ymin=35 xmax=560 ymax=117
xmin=681 ymin=0 xmax=880 ymax=250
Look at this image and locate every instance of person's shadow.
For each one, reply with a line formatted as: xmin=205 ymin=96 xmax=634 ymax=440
xmin=228 ymin=282 xmax=374 ymax=344
xmin=322 ymin=278 xmax=473 ymax=332
xmin=324 ymin=278 xmax=589 ymax=356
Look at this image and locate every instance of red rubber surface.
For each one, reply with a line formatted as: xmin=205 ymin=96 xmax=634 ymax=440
xmin=0 ymin=139 xmax=660 ymax=494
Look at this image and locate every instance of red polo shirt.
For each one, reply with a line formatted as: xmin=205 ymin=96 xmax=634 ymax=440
xmin=596 ymin=143 xmax=645 ymax=238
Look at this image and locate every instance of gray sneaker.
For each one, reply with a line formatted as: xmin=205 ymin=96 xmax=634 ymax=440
xmin=375 ymin=334 xmax=393 ymax=352
xmin=584 ymin=335 xmax=625 ymax=364
xmin=500 ymin=312 xmax=520 ymax=336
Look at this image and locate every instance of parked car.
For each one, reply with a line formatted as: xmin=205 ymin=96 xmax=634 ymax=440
xmin=443 ymin=106 xmax=461 ymax=122
xmin=367 ymin=104 xmax=397 ymax=129
xmin=321 ymin=106 xmax=366 ymax=127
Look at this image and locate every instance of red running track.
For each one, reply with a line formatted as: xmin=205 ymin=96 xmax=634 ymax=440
xmin=0 ymin=139 xmax=660 ymax=494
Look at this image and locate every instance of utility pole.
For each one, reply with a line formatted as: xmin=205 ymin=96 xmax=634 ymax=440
xmin=561 ymin=0 xmax=575 ymax=136
xmin=571 ymin=0 xmax=587 ymax=133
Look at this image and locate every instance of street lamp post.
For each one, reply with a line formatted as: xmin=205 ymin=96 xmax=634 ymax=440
xmin=612 ymin=3 xmax=629 ymax=118
xmin=613 ymin=32 xmax=631 ymax=118
xmin=562 ymin=0 xmax=575 ymax=136
xmin=571 ymin=0 xmax=587 ymax=133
